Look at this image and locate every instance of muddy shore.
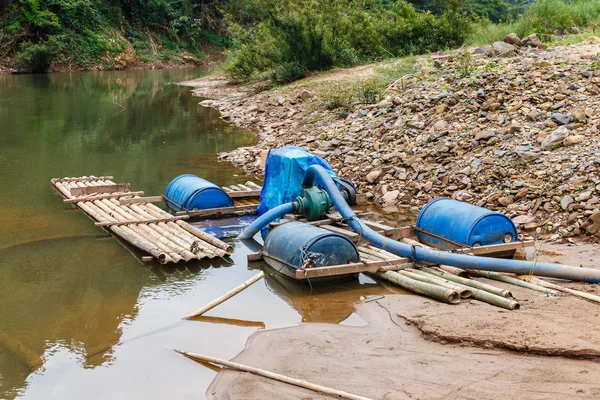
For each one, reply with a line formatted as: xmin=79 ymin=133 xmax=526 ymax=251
xmin=204 ymin=243 xmax=600 ymax=399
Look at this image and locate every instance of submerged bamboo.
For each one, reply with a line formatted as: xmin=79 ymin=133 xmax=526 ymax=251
xmin=176 ymin=350 xmax=374 ymax=400
xmin=375 ymin=270 xmax=461 ymax=304
xmin=184 ymin=271 xmax=265 ymax=319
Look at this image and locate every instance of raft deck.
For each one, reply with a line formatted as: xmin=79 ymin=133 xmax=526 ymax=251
xmin=119 ymin=182 xmax=262 ymax=219
xmin=52 ymin=176 xmax=233 ymax=264
xmin=250 ymin=213 xmax=534 ymax=280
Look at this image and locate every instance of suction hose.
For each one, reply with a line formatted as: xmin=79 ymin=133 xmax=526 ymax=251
xmin=300 ymin=165 xmax=600 ymax=283
xmin=238 ymin=203 xmax=295 ymax=240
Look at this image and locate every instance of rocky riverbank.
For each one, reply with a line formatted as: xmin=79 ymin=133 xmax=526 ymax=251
xmin=182 ymin=34 xmax=600 ymax=241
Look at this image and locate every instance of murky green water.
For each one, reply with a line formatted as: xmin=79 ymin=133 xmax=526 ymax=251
xmin=0 ymin=69 xmax=394 ymax=399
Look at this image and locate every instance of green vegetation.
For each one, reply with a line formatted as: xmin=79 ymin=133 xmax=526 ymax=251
xmin=2 ymin=0 xmax=600 ymax=76
xmin=223 ymin=0 xmax=472 ymax=83
xmin=1 ymin=0 xmax=228 ymax=72
xmin=469 ymin=0 xmax=600 ymax=45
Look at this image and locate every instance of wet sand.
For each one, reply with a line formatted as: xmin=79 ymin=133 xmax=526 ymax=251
xmin=206 ymin=242 xmax=600 ymax=399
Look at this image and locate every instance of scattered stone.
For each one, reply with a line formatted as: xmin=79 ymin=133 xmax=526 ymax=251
xmin=474 ymin=130 xmax=496 ymax=141
xmin=560 ymin=195 xmax=574 ymax=210
xmin=433 ymin=120 xmax=449 ymax=132
xmin=551 ymin=113 xmax=571 ymax=125
xmin=498 ymin=196 xmax=514 ymax=207
xmin=522 ymin=34 xmax=548 ymax=49
xmin=299 ymin=90 xmax=312 ymax=100
xmin=382 ymin=190 xmax=400 ymax=205
xmin=541 ymin=126 xmax=570 ymax=150
xmin=275 ymin=96 xmax=286 ymax=105
xmin=366 ymin=170 xmax=382 ymax=183
xmin=563 ymin=134 xmax=585 ymax=146
xmin=504 ymin=33 xmax=523 ymax=47
xmin=577 ymin=191 xmax=593 ymax=202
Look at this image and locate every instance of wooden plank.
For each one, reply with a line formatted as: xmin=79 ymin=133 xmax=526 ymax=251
xmin=227 ymin=190 xmax=261 ymax=198
xmin=363 ymin=221 xmax=414 ymax=239
xmin=294 ymin=258 xmax=413 ymax=279
xmin=247 ymin=252 xmax=263 ymax=262
xmin=462 ymin=241 xmax=534 ymax=255
xmin=64 ymin=191 xmax=144 ymax=203
xmin=176 ymin=204 xmax=258 ymax=218
xmin=95 ymin=215 xmax=189 ymax=227
xmin=70 ymin=184 xmax=130 ymax=196
xmin=52 ymin=176 xmax=114 ymax=183
xmin=321 ymin=225 xmax=359 ymax=241
xmin=119 ymin=196 xmax=165 ymax=205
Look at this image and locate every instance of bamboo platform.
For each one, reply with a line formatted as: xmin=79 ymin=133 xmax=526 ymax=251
xmin=51 ymin=176 xmax=233 ymax=264
xmin=251 ymin=215 xmax=534 ymax=280
xmin=119 ymin=181 xmax=262 ymax=219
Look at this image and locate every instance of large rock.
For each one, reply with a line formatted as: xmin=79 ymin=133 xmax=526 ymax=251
xmin=366 ymin=170 xmax=382 ymax=183
xmin=382 ymin=190 xmax=400 ymax=205
xmin=504 ymin=33 xmax=523 ymax=47
xmin=486 ymin=42 xmax=516 ymax=57
xmin=541 ymin=126 xmax=570 ymax=150
xmin=522 ymin=34 xmax=548 ymax=49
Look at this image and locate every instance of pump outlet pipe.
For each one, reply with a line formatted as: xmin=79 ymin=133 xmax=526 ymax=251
xmin=238 ymin=203 xmax=295 ymax=240
xmin=296 ymin=165 xmax=600 ymax=283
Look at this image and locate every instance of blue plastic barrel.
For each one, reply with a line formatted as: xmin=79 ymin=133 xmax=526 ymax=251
xmin=264 ymin=222 xmax=360 ymax=270
xmin=164 ymin=174 xmax=233 ymax=211
xmin=415 ymin=198 xmax=517 ymax=250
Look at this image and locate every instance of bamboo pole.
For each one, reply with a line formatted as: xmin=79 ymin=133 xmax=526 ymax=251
xmin=400 ymin=269 xmax=472 ymax=298
xmin=375 ymin=270 xmax=461 ymax=304
xmin=175 ymin=220 xmax=233 ymax=253
xmin=93 ymin=198 xmax=183 ymax=262
xmin=100 ymin=200 xmax=185 ymax=263
xmin=516 ymin=276 xmax=600 ymax=304
xmin=175 ymin=350 xmax=375 ymax=400
xmin=415 ymin=269 xmax=520 ymax=310
xmin=145 ymin=203 xmax=233 ymax=254
xmin=438 ymin=265 xmax=469 ymax=277
xmin=84 ymin=182 xmax=183 ymax=263
xmin=139 ymin=204 xmax=227 ymax=258
xmin=470 ymin=270 xmax=557 ymax=295
xmin=128 ymin=205 xmax=200 ymax=261
xmin=184 ymin=272 xmax=265 ymax=319
xmin=422 ymin=266 xmax=512 ymax=298
xmin=77 ymin=200 xmax=170 ymax=263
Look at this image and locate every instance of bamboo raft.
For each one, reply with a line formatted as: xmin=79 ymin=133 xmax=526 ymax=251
xmin=51 ymin=176 xmax=233 ymax=264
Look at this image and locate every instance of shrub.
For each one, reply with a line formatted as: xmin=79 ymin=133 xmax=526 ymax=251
xmin=224 ymin=0 xmax=473 ymax=84
xmin=17 ymin=40 xmax=59 ymax=72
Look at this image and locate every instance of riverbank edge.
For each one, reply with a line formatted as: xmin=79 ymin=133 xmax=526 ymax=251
xmin=204 ymin=243 xmax=600 ymax=399
xmin=0 ymin=46 xmax=224 ymax=76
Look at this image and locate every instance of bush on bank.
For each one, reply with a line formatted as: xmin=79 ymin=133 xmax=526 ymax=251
xmin=223 ymin=0 xmax=472 ymax=84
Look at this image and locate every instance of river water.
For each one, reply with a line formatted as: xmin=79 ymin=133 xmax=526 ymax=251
xmin=0 ymin=68 xmax=396 ymax=399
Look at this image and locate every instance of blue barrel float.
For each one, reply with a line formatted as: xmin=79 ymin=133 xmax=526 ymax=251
xmin=164 ymin=174 xmax=233 ymax=211
xmin=263 ymin=222 xmax=360 ymax=279
xmin=415 ymin=198 xmax=518 ymax=250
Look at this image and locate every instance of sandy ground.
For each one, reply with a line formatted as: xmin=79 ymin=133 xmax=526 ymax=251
xmin=205 ymin=242 xmax=600 ymax=399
